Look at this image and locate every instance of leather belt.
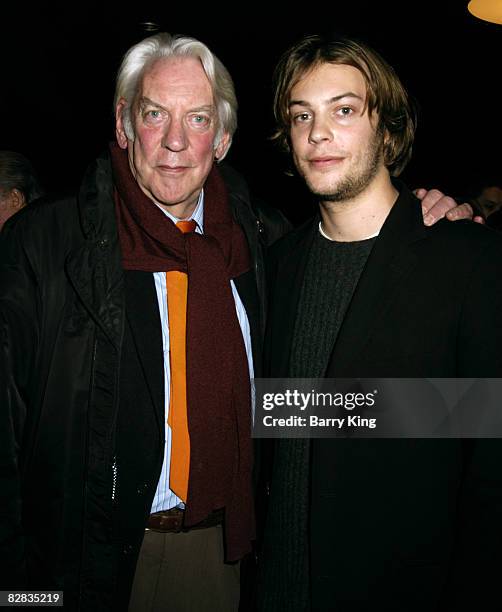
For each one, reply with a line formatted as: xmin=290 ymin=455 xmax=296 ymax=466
xmin=146 ymin=507 xmax=224 ymax=533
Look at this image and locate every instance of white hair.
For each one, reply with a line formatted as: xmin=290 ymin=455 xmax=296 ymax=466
xmin=114 ymin=33 xmax=237 ymax=160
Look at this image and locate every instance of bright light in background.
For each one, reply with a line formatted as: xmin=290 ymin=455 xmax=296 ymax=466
xmin=468 ymin=0 xmax=502 ymax=24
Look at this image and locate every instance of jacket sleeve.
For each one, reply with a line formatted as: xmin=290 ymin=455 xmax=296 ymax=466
xmin=0 ymin=217 xmax=39 ymax=587
xmin=457 ymin=231 xmax=502 ymax=376
xmin=443 ymin=231 xmax=502 ymax=608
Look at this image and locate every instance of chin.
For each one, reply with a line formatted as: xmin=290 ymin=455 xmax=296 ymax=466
xmin=308 ymin=179 xmax=342 ymax=197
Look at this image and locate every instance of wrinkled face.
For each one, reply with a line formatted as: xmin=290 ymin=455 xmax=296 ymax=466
xmin=116 ymin=56 xmax=229 ymax=218
xmin=288 ymin=62 xmax=384 ymax=203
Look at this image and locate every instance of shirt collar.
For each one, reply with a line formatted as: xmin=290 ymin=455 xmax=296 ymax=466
xmin=155 ymin=190 xmax=204 ymax=234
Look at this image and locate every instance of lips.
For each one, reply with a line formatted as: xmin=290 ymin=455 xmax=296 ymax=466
xmin=308 ymin=156 xmax=344 ymax=168
xmin=157 ymin=164 xmax=189 ymax=174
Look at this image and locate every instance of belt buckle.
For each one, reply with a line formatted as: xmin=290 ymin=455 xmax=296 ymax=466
xmin=172 ymin=510 xmax=184 ymax=533
xmin=161 ymin=508 xmax=184 ymax=533
xmin=148 ymin=508 xmax=185 ymax=533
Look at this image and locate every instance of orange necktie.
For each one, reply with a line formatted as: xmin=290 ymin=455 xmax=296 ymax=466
xmin=166 ymin=219 xmax=196 ymax=501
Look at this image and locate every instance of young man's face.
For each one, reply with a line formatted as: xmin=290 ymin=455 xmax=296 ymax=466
xmin=116 ymin=56 xmax=229 ymax=219
xmin=288 ymin=62 xmax=385 ymax=203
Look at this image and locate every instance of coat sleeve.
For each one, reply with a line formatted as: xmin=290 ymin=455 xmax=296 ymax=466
xmin=0 ymin=216 xmax=39 ymax=587
xmin=457 ymin=231 xmax=502 ymax=376
xmin=443 ymin=231 xmax=502 ymax=608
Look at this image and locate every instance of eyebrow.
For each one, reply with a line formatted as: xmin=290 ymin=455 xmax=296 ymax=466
xmin=138 ymin=96 xmax=215 ymax=114
xmin=289 ymin=92 xmax=364 ymax=108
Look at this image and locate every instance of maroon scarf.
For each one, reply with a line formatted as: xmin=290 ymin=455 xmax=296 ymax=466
xmin=110 ymin=143 xmax=255 ymax=561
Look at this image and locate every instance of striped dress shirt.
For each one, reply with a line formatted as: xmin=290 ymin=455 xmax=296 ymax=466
xmin=150 ymin=190 xmax=255 ymax=513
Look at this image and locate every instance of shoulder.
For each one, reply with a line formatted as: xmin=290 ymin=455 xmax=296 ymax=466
xmin=0 ymin=193 xmax=83 ymax=282
xmin=218 ymin=162 xmax=293 ymax=246
xmin=403 ymin=215 xmax=502 ymax=305
xmin=0 ymin=152 xmax=117 ymax=259
xmin=270 ymin=215 xmax=319 ymax=256
xmin=425 ymin=217 xmax=502 ymax=263
xmin=2 ymin=193 xmax=80 ymax=245
xmin=392 ymin=182 xmax=502 ymax=266
xmin=268 ymin=216 xmax=317 ymax=262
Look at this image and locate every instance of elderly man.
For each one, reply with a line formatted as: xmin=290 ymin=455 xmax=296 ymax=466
xmin=0 ymin=32 xmax=470 ymax=611
xmin=260 ymin=34 xmax=502 ymax=611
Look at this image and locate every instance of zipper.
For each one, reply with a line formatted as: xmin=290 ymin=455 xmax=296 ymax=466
xmin=111 ymin=455 xmax=118 ymax=502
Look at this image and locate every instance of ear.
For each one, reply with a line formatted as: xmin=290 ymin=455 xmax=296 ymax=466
xmin=115 ymin=98 xmax=130 ymax=149
xmin=10 ymin=189 xmax=26 ymax=210
xmin=214 ymin=131 xmax=231 ymax=162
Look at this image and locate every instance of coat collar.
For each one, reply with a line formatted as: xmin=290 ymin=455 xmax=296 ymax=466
xmin=65 ymin=154 xmax=125 ymax=349
xmin=325 ymin=183 xmax=428 ymax=377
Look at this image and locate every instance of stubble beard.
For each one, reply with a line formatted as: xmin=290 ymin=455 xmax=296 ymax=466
xmin=301 ymin=129 xmax=385 ymax=204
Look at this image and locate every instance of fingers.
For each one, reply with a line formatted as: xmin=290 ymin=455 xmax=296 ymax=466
xmin=423 ymin=194 xmax=458 ymax=226
xmin=414 ymin=188 xmax=477 ymax=226
xmin=445 ymin=203 xmax=474 ymax=221
xmin=416 ymin=188 xmax=444 ymax=215
xmin=413 ymin=187 xmax=430 ymax=202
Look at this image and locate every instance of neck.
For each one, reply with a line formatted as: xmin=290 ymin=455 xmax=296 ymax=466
xmin=156 ymin=198 xmax=199 ymax=220
xmin=319 ymin=169 xmax=398 ymax=242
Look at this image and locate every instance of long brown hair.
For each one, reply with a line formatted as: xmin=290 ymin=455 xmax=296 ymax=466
xmin=273 ymin=35 xmax=417 ymax=176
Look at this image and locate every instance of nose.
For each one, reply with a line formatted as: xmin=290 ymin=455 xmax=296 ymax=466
xmin=308 ymin=115 xmax=332 ymax=145
xmin=162 ymin=117 xmax=188 ymax=152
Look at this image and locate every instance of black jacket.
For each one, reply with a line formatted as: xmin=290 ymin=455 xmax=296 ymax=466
xmin=261 ymin=185 xmax=502 ymax=611
xmin=0 ymin=154 xmax=291 ymax=610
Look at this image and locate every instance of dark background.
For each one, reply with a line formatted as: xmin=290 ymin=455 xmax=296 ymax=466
xmin=1 ymin=1 xmax=500 ymax=222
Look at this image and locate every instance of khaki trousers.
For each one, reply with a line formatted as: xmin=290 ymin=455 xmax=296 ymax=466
xmin=128 ymin=525 xmax=240 ymax=612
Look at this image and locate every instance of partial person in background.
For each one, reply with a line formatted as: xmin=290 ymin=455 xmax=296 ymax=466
xmin=471 ymin=183 xmax=502 ymax=231
xmin=0 ymin=151 xmax=44 ymax=230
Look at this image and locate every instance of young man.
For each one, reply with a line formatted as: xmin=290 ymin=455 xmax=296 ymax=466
xmin=260 ymin=35 xmax=502 ymax=611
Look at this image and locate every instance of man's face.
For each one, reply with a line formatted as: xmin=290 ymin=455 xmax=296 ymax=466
xmin=288 ymin=62 xmax=384 ymax=203
xmin=0 ymin=188 xmax=26 ymax=231
xmin=116 ymin=56 xmax=229 ymax=218
xmin=479 ymin=186 xmax=502 ymax=218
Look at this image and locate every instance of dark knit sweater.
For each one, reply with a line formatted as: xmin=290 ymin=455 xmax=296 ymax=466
xmin=290 ymin=231 xmax=376 ymax=378
xmin=259 ymin=230 xmax=375 ymax=612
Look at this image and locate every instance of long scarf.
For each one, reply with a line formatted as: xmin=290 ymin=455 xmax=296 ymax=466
xmin=110 ymin=143 xmax=255 ymax=561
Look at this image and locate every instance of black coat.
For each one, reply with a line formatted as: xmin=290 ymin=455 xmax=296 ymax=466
xmin=262 ymin=185 xmax=502 ymax=611
xmin=0 ymin=155 xmax=291 ymax=610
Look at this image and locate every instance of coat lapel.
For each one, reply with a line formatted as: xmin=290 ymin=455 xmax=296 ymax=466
xmin=123 ymin=271 xmax=165 ymax=432
xmin=326 ymin=187 xmax=428 ymax=377
xmin=266 ymin=220 xmax=318 ymax=377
